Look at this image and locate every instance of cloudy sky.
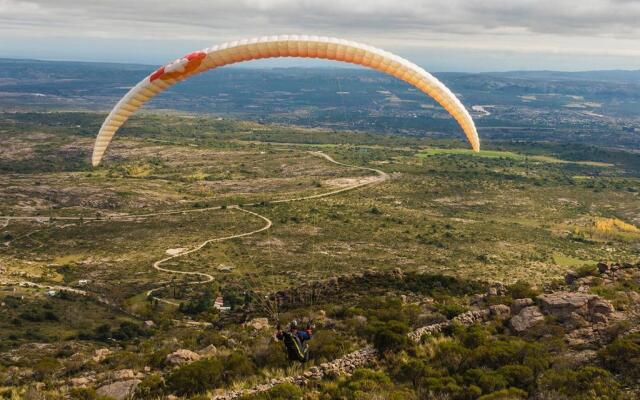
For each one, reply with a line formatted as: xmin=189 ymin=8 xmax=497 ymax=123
xmin=1 ymin=0 xmax=639 ymax=71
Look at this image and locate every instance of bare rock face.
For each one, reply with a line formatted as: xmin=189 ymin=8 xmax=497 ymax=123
xmin=96 ymin=379 xmax=141 ymax=400
xmin=92 ymin=348 xmax=112 ymax=363
xmin=565 ymin=270 xmax=578 ymax=285
xmin=198 ymin=344 xmax=218 ymax=358
xmin=165 ymin=349 xmax=201 ymax=366
xmin=244 ymin=317 xmax=270 ymax=331
xmin=489 ymin=304 xmax=511 ymax=320
xmin=537 ymin=292 xmax=593 ymax=320
xmin=69 ymin=376 xmax=92 ymax=387
xmin=589 ymin=298 xmax=615 ymax=315
xmin=511 ymin=298 xmax=534 ymax=314
xmin=536 ymin=292 xmax=614 ymax=324
xmin=509 ymin=306 xmax=544 ymax=332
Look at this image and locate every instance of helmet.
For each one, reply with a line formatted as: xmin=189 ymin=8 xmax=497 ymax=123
xmin=289 ymin=320 xmax=299 ymax=330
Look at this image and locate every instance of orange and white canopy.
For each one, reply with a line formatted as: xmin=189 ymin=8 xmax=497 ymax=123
xmin=92 ymin=35 xmax=479 ymax=166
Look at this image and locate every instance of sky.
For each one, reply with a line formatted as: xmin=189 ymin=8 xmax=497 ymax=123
xmin=1 ymin=0 xmax=639 ymax=72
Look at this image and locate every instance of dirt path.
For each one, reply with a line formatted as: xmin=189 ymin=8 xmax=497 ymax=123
xmin=146 ymin=207 xmax=273 ymax=306
xmin=1 ymin=151 xmax=388 ymax=311
xmin=144 ymin=152 xmax=387 ymax=305
xmin=0 ymin=152 xmax=387 ymax=223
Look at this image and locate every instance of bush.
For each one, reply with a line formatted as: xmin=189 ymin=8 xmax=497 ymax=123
xmin=598 ymin=333 xmax=640 ymax=382
xmin=166 ymin=357 xmax=224 ymax=396
xmin=538 ymin=366 xmax=627 ymax=400
xmin=372 ymin=320 xmax=411 ymax=354
xmin=506 ymin=280 xmax=539 ymax=299
xmin=309 ymin=330 xmax=353 ymax=361
xmin=32 ymin=357 xmax=60 ymax=380
xmin=477 ymin=388 xmax=527 ymax=400
xmin=69 ymin=388 xmax=111 ymax=400
xmin=224 ymin=352 xmax=256 ymax=383
xmin=252 ymin=337 xmax=289 ymax=369
xmin=135 ymin=373 xmax=166 ymax=399
xmin=328 ymin=369 xmax=416 ymax=400
xmin=239 ymin=383 xmax=303 ymax=400
xmin=497 ymin=364 xmax=534 ymax=390
xmin=433 ymin=340 xmax=471 ymax=374
xmin=464 ymin=368 xmax=508 ymax=394
xmin=421 ymin=376 xmax=479 ymax=400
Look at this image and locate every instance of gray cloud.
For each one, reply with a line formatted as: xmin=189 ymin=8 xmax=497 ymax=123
xmin=0 ymin=0 xmax=639 ymax=69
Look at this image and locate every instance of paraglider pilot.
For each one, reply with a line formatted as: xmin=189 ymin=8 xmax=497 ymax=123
xmin=275 ymin=320 xmax=314 ymax=362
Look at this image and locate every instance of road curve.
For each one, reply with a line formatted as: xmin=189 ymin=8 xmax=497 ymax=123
xmin=0 ymin=152 xmax=388 ymax=223
xmin=2 ymin=151 xmax=388 ymax=310
xmin=146 ymin=207 xmax=272 ymax=305
xmin=144 ymin=151 xmax=388 ymax=305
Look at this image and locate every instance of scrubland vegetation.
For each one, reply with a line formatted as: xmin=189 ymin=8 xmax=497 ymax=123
xmin=0 ymin=112 xmax=639 ymax=399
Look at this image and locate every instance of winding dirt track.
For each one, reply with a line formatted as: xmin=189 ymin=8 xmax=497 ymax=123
xmin=146 ymin=207 xmax=273 ymax=305
xmin=0 ymin=152 xmax=387 ymax=223
xmin=145 ymin=151 xmax=388 ymax=305
xmin=1 ymin=151 xmax=388 ymax=308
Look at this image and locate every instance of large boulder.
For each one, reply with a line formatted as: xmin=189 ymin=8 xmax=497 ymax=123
xmin=197 ymin=344 xmax=218 ymax=358
xmin=536 ymin=292 xmax=614 ymax=323
xmin=165 ymin=349 xmax=201 ymax=366
xmin=509 ymin=306 xmax=544 ymax=332
xmin=537 ymin=292 xmax=594 ymax=320
xmin=244 ymin=317 xmax=270 ymax=331
xmin=96 ymin=379 xmax=141 ymax=400
xmin=92 ymin=348 xmax=112 ymax=363
xmin=489 ymin=304 xmax=511 ymax=320
xmin=511 ymin=298 xmax=534 ymax=314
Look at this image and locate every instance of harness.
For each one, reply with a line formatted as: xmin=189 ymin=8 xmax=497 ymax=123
xmin=282 ymin=331 xmax=309 ymax=362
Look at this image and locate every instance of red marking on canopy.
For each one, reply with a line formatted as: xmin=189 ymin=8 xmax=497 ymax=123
xmin=150 ymin=67 xmax=165 ymax=82
xmin=149 ymin=51 xmax=206 ymax=83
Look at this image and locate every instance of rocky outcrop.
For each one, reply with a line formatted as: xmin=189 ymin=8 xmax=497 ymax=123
xmin=197 ymin=344 xmax=218 ymax=358
xmin=244 ymin=317 xmax=270 ymax=331
xmin=511 ymin=298 xmax=534 ymax=314
xmin=509 ymin=306 xmax=544 ymax=332
xmin=537 ymin=292 xmax=614 ymax=325
xmin=96 ymin=379 xmax=141 ymax=400
xmin=165 ymin=349 xmax=201 ymax=366
xmin=92 ymin=348 xmax=112 ymax=363
xmin=489 ymin=304 xmax=511 ymax=320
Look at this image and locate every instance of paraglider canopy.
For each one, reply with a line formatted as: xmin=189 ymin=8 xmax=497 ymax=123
xmin=92 ymin=35 xmax=480 ymax=166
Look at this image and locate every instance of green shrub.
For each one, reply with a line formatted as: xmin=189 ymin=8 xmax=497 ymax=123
xmin=239 ymin=383 xmax=303 ymax=400
xmin=506 ymin=280 xmax=539 ymax=299
xmin=497 ymin=364 xmax=534 ymax=390
xmin=224 ymin=352 xmax=256 ymax=383
xmin=464 ymin=368 xmax=508 ymax=394
xmin=598 ymin=333 xmax=640 ymax=382
xmin=328 ymin=369 xmax=416 ymax=400
xmin=371 ymin=320 xmax=411 ymax=354
xmin=477 ymin=387 xmax=527 ymax=400
xmin=166 ymin=357 xmax=224 ymax=396
xmin=433 ymin=340 xmax=471 ymax=374
xmin=69 ymin=387 xmax=111 ymax=400
xmin=538 ymin=366 xmax=628 ymax=400
xmin=135 ymin=373 xmax=166 ymax=399
xmin=309 ymin=330 xmax=353 ymax=361
xmin=252 ymin=337 xmax=289 ymax=369
xmin=421 ymin=376 xmax=479 ymax=400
